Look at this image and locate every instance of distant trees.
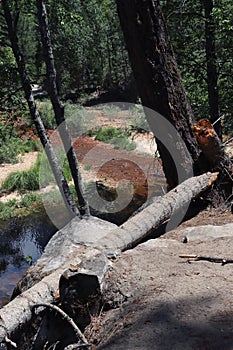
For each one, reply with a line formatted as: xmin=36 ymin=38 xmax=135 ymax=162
xmin=1 ymin=0 xmax=84 ymax=217
xmin=0 ymin=0 xmax=232 ymax=136
xmin=161 ymin=0 xmax=233 ymax=134
xmin=116 ymin=0 xmax=232 ymax=194
xmin=36 ymin=0 xmax=89 ymax=216
xmin=202 ymin=0 xmax=221 ymax=139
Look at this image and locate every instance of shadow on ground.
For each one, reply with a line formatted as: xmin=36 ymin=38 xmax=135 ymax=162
xmin=97 ymin=294 xmax=233 ymax=350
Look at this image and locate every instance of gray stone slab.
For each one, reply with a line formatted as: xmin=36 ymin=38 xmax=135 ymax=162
xmin=182 ymin=223 xmax=233 ymax=242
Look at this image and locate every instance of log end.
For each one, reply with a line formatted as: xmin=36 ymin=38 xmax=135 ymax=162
xmin=208 ymin=172 xmax=219 ymax=186
xmin=192 ymin=119 xmax=216 ymax=146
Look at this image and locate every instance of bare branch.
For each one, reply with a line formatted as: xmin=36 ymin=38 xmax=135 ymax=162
xmin=179 ymin=254 xmax=233 ymax=265
xmin=32 ymin=303 xmax=91 ymax=348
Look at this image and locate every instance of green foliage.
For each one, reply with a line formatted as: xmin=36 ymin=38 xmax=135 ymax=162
xmin=37 ymin=100 xmax=56 ymax=130
xmin=0 ymin=201 xmax=14 ymax=219
xmin=95 ymin=126 xmax=136 ymax=151
xmin=20 ymin=193 xmax=39 ymax=208
xmin=161 ymin=0 xmax=233 ymax=133
xmin=25 ymin=255 xmax=33 ymax=265
xmin=39 ymin=149 xmax=72 ymax=187
xmin=65 ymin=103 xmax=95 ymax=136
xmin=1 ymin=0 xmax=233 ymax=139
xmin=2 ymin=167 xmax=39 ymax=193
xmin=0 ymin=193 xmax=40 ymax=220
xmin=43 ymin=0 xmax=131 ymax=94
xmin=0 ymin=123 xmax=40 ymax=164
xmin=0 ymin=124 xmax=19 ymax=164
xmin=2 ymin=150 xmax=72 ymax=193
xmin=83 ymin=164 xmax=92 ymax=171
xmin=129 ymin=105 xmax=150 ymax=132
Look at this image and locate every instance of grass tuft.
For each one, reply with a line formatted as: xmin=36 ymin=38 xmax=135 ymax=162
xmin=2 ymin=150 xmax=72 ymax=193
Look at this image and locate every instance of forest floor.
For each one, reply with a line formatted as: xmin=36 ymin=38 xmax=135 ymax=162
xmin=85 ymin=208 xmax=233 ymax=350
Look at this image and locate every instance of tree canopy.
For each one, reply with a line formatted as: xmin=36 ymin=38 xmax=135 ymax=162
xmin=0 ymin=0 xmax=232 ymax=135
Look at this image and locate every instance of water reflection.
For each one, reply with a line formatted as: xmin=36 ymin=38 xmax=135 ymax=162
xmin=0 ymin=211 xmax=57 ymax=307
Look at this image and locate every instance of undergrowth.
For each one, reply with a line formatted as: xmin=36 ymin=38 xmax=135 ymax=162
xmin=0 ymin=193 xmax=41 ymax=220
xmin=2 ymin=150 xmax=72 ymax=193
xmin=0 ymin=124 xmax=40 ymax=164
xmin=94 ymin=126 xmax=136 ymax=151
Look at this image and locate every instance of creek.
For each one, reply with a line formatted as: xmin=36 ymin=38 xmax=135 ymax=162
xmin=0 ymin=176 xmax=165 ymax=308
xmin=0 ymin=211 xmax=57 ymax=307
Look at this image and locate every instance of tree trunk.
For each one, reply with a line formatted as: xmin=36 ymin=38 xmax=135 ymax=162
xmin=1 ymin=0 xmax=79 ymax=217
xmin=36 ymin=0 xmax=90 ymax=216
xmin=201 ymin=0 xmax=221 ymax=140
xmin=116 ymin=0 xmax=201 ymax=189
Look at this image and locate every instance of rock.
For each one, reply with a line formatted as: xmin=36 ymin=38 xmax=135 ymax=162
xmin=182 ymin=223 xmax=233 ymax=242
xmin=12 ymin=216 xmax=117 ymax=297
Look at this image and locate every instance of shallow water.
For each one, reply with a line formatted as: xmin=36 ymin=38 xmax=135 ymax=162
xmin=0 ymin=211 xmax=57 ymax=307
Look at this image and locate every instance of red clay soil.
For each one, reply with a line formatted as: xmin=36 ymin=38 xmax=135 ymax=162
xmin=73 ymin=136 xmax=166 ymax=199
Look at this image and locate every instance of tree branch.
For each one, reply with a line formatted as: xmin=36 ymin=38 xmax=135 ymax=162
xmin=32 ymin=303 xmax=91 ymax=348
xmin=179 ymin=254 xmax=233 ymax=265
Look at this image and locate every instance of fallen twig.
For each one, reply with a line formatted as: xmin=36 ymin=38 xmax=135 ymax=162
xmin=32 ymin=303 xmax=91 ymax=349
xmin=5 ymin=336 xmax=17 ymax=348
xmin=64 ymin=343 xmax=91 ymax=349
xmin=179 ymin=254 xmax=233 ymax=265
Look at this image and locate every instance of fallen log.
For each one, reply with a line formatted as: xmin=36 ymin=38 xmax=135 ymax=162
xmin=0 ymin=216 xmax=116 ymax=347
xmin=0 ymin=245 xmax=109 ymax=348
xmin=95 ymin=172 xmax=219 ymax=255
xmin=0 ymin=172 xmax=218 ymax=346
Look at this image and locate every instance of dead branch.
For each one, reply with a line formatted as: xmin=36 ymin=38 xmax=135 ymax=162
xmin=179 ymin=254 xmax=233 ymax=265
xmin=64 ymin=343 xmax=91 ymax=350
xmin=5 ymin=336 xmax=17 ymax=348
xmin=32 ymin=303 xmax=90 ymax=348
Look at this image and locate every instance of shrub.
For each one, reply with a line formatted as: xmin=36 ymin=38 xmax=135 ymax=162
xmin=39 ymin=149 xmax=72 ymax=187
xmin=0 ymin=123 xmax=41 ymax=164
xmin=2 ymin=168 xmax=39 ymax=193
xmin=0 ymin=194 xmax=41 ymax=220
xmin=65 ymin=103 xmax=96 ymax=137
xmin=0 ymin=201 xmax=14 ymax=219
xmin=83 ymin=164 xmax=92 ymax=171
xmin=21 ymin=193 xmax=40 ymax=208
xmin=2 ymin=150 xmax=72 ymax=193
xmin=37 ymin=100 xmax=56 ymax=130
xmin=129 ymin=104 xmax=150 ymax=132
xmin=95 ymin=126 xmax=136 ymax=151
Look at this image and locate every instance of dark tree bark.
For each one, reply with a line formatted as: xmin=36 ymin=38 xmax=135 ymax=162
xmin=1 ymin=0 xmax=79 ymax=218
xmin=201 ymin=0 xmax=221 ymax=140
xmin=116 ymin=0 xmax=201 ymax=188
xmin=36 ymin=0 xmax=90 ymax=217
